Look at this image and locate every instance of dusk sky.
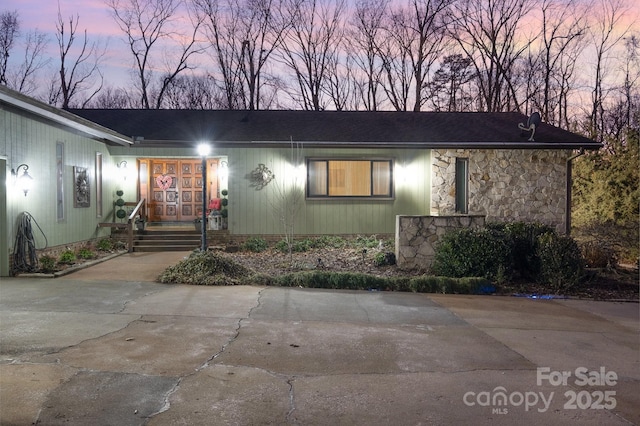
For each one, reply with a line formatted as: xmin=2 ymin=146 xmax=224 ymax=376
xmin=3 ymin=0 xmax=639 ymax=107
xmin=4 ymin=0 xmax=143 ymax=87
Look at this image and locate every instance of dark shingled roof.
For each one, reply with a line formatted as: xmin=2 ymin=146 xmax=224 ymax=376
xmin=68 ymin=109 xmax=601 ymax=149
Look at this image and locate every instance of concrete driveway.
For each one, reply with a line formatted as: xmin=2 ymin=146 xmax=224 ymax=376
xmin=0 ymin=252 xmax=638 ymax=425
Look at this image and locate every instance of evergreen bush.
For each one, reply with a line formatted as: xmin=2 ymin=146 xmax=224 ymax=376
xmin=241 ymin=237 xmax=269 ymax=253
xmin=430 ymin=227 xmax=512 ymax=281
xmin=536 ymin=232 xmax=584 ymax=293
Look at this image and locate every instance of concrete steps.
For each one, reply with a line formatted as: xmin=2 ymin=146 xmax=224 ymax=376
xmin=114 ymin=225 xmax=229 ymax=252
xmin=133 ymin=230 xmax=201 ymax=252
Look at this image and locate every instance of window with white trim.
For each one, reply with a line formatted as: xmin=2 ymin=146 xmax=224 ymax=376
xmin=307 ymin=159 xmax=393 ymax=198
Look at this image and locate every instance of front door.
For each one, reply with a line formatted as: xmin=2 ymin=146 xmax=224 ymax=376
xmin=145 ymin=159 xmax=218 ymax=222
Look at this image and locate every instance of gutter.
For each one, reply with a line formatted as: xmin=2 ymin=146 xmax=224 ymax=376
xmin=565 ymin=149 xmax=586 ymax=235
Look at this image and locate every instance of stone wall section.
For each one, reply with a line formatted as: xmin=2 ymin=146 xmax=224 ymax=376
xmin=430 ymin=148 xmax=571 ymax=232
xmin=395 ymin=215 xmax=485 ymax=272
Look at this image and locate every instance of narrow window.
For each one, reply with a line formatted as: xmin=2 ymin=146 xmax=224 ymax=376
xmin=96 ymin=152 xmax=103 ymax=218
xmin=455 ymin=158 xmax=468 ymax=214
xmin=56 ymin=142 xmax=65 ymax=221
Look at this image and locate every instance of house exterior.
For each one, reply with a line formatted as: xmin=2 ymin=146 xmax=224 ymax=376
xmin=1 ymin=84 xmax=600 ymax=276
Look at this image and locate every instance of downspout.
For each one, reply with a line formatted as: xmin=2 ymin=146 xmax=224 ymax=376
xmin=565 ymin=149 xmax=585 ymax=235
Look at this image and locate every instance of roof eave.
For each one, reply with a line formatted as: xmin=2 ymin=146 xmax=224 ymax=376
xmin=127 ymin=139 xmax=603 ymax=150
xmin=0 ymin=86 xmax=133 ymax=147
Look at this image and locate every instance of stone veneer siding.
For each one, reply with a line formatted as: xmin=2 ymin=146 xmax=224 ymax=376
xmin=395 ymin=215 xmax=485 ymax=271
xmin=430 ymin=149 xmax=571 ymax=233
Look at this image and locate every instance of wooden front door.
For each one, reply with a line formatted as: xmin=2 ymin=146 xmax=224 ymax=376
xmin=147 ymin=159 xmax=215 ymax=222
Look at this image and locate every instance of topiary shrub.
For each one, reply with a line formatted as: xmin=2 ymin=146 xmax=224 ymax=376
xmin=536 ymin=232 xmax=585 ymax=293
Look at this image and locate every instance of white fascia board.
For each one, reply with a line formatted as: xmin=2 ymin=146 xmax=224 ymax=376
xmin=0 ymin=87 xmax=132 ymax=146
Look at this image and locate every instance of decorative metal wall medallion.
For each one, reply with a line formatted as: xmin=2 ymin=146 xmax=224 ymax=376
xmin=249 ymin=163 xmax=274 ymax=190
xmin=73 ymin=166 xmax=90 ymax=208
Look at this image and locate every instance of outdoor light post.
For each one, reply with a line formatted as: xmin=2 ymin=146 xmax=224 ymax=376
xmin=197 ymin=143 xmax=211 ymax=251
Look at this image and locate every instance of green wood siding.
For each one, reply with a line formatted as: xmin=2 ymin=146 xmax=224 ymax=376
xmin=2 ymin=106 xmax=116 ymax=255
xmin=227 ymin=146 xmax=431 ymax=235
xmin=108 ymin=145 xmax=432 ymax=236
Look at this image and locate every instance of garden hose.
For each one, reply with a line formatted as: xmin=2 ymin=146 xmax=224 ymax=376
xmin=12 ymin=211 xmax=48 ymax=274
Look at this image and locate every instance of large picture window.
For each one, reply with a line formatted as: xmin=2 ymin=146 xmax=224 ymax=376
xmin=307 ymin=159 xmax=393 ymax=198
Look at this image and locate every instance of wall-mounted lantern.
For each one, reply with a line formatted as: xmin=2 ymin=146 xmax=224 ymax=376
xmin=11 ymin=164 xmax=34 ymax=196
xmin=117 ymin=160 xmax=128 ymax=180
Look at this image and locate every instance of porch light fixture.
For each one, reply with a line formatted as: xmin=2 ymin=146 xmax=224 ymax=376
xmin=11 ymin=164 xmax=34 ymax=196
xmin=219 ymin=160 xmax=229 ymax=183
xmin=117 ymin=160 xmax=128 ymax=180
xmin=197 ymin=143 xmax=211 ymax=251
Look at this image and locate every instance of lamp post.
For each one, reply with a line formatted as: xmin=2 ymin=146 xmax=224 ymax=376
xmin=197 ymin=144 xmax=211 ymax=251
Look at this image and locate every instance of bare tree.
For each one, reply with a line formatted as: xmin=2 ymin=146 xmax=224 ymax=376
xmin=163 ymin=74 xmax=226 ymax=108
xmin=195 ymin=0 xmax=288 ymax=110
xmin=87 ymin=86 xmax=136 ymax=108
xmin=448 ymin=0 xmax=534 ymax=112
xmin=426 ymin=53 xmax=475 ymax=111
xmin=107 ymin=0 xmax=205 ymax=109
xmin=278 ymin=0 xmax=347 ymax=110
xmin=53 ymin=7 xmax=106 ymax=109
xmin=9 ymin=29 xmax=50 ymax=95
xmin=346 ymin=0 xmax=388 ymax=111
xmin=270 ymin=140 xmax=304 ymax=264
xmin=1 ymin=10 xmax=50 ymax=95
xmin=0 ymin=10 xmax=19 ymax=85
xmin=587 ymin=0 xmax=632 ymax=142
xmin=620 ymin=35 xmax=639 ymax=130
xmin=376 ymin=0 xmax=451 ymax=111
xmin=521 ymin=0 xmax=586 ymax=126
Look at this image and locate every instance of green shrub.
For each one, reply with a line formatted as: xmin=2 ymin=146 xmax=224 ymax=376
xmin=489 ymin=222 xmax=554 ymax=279
xmin=353 ymin=235 xmax=383 ymax=250
xmin=374 ymin=252 xmax=396 ymax=267
xmin=430 ymin=227 xmax=512 ymax=281
xmin=259 ymin=270 xmax=492 ymax=294
xmin=536 ymin=233 xmax=585 ymax=293
xmin=39 ymin=255 xmax=56 ymax=273
xmin=58 ymin=250 xmax=76 ymax=265
xmin=275 ymin=238 xmax=314 ymax=253
xmin=241 ymin=237 xmax=269 ymax=253
xmin=77 ymin=248 xmax=95 ymax=260
xmin=313 ymin=235 xmax=347 ymax=249
xmin=96 ymin=238 xmax=114 ymax=251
